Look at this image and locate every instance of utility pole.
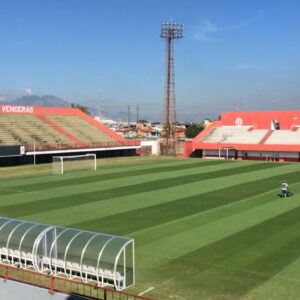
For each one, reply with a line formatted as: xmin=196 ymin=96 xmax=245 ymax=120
xmin=33 ymin=136 xmax=36 ymax=165
xmin=98 ymin=101 xmax=104 ymax=120
xmin=128 ymin=105 xmax=131 ymax=127
xmin=97 ymin=94 xmax=104 ymax=121
xmin=136 ymin=105 xmax=140 ymax=122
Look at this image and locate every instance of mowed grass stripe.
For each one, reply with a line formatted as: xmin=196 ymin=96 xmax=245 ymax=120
xmin=193 ymin=236 xmax=300 ymax=299
xmin=0 ymin=159 xmax=230 ymax=196
xmin=0 ymin=159 xmax=237 ymax=205
xmin=24 ymin=162 xmax=297 ymax=226
xmin=71 ymin=167 xmax=298 ymax=235
xmin=207 ymin=219 xmax=300 ymax=296
xmin=0 ymin=156 xmax=182 ymax=182
xmin=0 ymin=160 xmax=237 ymax=209
xmin=242 ymin=255 xmax=300 ymax=300
xmin=2 ymin=158 xmax=300 ymax=300
xmin=0 ymin=162 xmax=281 ymax=219
xmin=134 ymin=187 xmax=300 ymax=276
xmin=134 ymin=185 xmax=300 ymax=298
xmin=159 ymin=202 xmax=300 ymax=297
xmin=0 ymin=160 xmax=238 ymax=208
xmin=132 ymin=188 xmax=283 ymax=246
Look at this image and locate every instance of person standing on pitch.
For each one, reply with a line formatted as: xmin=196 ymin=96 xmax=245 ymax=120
xmin=281 ymin=180 xmax=289 ymax=197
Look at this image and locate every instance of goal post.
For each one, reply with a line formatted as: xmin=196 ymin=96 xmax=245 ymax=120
xmin=52 ymin=154 xmax=97 ymax=174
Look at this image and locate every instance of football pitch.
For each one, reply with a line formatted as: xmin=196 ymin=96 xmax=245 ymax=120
xmin=1 ymin=156 xmax=300 ymax=300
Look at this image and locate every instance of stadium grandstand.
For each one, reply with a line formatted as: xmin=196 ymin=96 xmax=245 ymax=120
xmin=0 ymin=104 xmax=140 ymax=166
xmin=184 ymin=110 xmax=300 ymax=162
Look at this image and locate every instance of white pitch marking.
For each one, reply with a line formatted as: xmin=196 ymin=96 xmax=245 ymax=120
xmin=139 ymin=286 xmax=155 ymax=296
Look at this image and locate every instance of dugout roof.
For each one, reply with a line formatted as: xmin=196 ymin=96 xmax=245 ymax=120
xmin=0 ymin=217 xmax=135 ymax=291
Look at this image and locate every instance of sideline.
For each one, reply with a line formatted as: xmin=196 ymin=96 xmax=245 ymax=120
xmin=139 ymin=286 xmax=155 ymax=296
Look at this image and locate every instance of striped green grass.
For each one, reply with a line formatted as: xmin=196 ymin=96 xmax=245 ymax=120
xmin=1 ymin=157 xmax=300 ymax=300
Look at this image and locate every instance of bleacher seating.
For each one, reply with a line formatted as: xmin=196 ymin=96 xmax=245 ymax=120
xmin=45 ymin=115 xmax=117 ymax=145
xmin=201 ymin=126 xmax=252 ymax=143
xmin=0 ymin=114 xmax=74 ymax=147
xmin=265 ymin=130 xmax=300 ymax=145
xmin=0 ymin=106 xmax=129 ymax=150
xmin=225 ymin=129 xmax=268 ymax=144
xmin=201 ymin=126 xmax=300 ymax=146
xmin=190 ymin=111 xmax=300 ymax=162
xmin=201 ymin=126 xmax=271 ymax=144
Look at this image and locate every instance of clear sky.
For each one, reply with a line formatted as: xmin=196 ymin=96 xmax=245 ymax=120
xmin=0 ymin=0 xmax=299 ymax=121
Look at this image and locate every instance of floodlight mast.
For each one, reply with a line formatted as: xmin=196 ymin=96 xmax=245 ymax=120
xmin=160 ymin=22 xmax=184 ymax=140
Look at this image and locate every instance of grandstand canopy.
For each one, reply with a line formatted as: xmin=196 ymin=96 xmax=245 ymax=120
xmin=0 ymin=217 xmax=135 ymax=291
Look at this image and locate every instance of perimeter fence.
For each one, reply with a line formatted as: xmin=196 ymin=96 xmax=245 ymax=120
xmin=0 ymin=264 xmax=154 ymax=300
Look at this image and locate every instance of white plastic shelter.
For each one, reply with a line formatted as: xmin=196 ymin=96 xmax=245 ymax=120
xmin=0 ymin=217 xmax=135 ymax=291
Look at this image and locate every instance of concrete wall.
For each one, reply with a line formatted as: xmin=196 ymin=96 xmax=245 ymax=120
xmin=203 ymin=149 xmax=236 ymax=158
xmin=0 ymin=278 xmax=86 ymax=300
xmin=202 ymin=149 xmax=299 ymax=162
xmin=140 ymin=140 xmax=159 ymax=155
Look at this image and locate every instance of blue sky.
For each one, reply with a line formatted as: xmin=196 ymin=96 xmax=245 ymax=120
xmin=0 ymin=0 xmax=299 ymax=121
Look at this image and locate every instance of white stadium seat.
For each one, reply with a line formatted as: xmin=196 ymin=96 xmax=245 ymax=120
xmin=87 ymin=266 xmax=96 ymax=275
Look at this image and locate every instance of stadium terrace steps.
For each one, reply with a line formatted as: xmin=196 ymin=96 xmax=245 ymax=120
xmin=190 ymin=111 xmax=300 ymax=161
xmin=259 ymin=130 xmax=273 ymax=144
xmin=45 ymin=115 xmax=119 ymax=145
xmin=201 ymin=126 xmax=251 ymax=143
xmin=37 ymin=115 xmax=85 ymax=147
xmin=201 ymin=126 xmax=267 ymax=144
xmin=0 ymin=114 xmax=73 ymax=147
xmin=78 ymin=111 xmax=131 ymax=145
xmin=264 ymin=130 xmax=300 ymax=145
xmin=224 ymin=129 xmax=268 ymax=144
xmin=0 ymin=106 xmax=138 ymax=150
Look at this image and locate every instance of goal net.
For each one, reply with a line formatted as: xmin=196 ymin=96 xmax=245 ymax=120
xmin=52 ymin=154 xmax=97 ymax=174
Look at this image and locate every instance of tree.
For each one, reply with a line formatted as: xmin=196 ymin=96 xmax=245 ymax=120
xmin=71 ymin=103 xmax=90 ymax=115
xmin=137 ymin=119 xmax=148 ymax=125
xmin=185 ymin=123 xmax=204 ymax=138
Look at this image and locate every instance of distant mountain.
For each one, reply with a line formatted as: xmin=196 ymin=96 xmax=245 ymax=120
xmin=10 ymin=95 xmax=70 ymax=107
xmin=5 ymin=94 xmax=215 ymax=122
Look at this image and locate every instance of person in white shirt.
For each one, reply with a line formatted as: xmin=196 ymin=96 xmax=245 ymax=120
xmin=281 ymin=180 xmax=289 ymax=197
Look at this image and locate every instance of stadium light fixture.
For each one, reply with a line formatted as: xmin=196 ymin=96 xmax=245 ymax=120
xmin=160 ymin=21 xmax=184 ymax=143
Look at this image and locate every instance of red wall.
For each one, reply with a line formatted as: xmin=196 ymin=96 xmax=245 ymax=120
xmin=183 ymin=140 xmax=193 ymax=157
xmin=0 ymin=104 xmax=80 ymax=116
xmin=221 ymin=110 xmax=300 ymax=129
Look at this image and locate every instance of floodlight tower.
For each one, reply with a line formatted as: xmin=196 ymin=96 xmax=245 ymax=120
xmin=160 ymin=22 xmax=183 ymax=139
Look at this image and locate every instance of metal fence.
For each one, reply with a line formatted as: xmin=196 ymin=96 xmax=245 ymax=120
xmin=26 ymin=140 xmax=140 ymax=152
xmin=0 ymin=263 xmax=154 ymax=300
